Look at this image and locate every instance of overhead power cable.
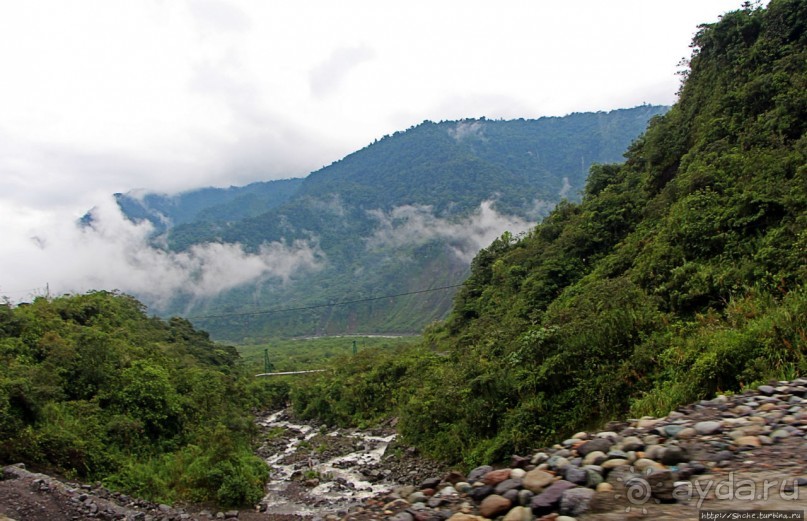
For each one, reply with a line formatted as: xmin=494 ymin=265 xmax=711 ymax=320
xmin=187 ymin=283 xmax=465 ymax=321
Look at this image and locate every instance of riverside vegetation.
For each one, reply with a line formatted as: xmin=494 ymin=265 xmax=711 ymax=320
xmin=0 ymin=291 xmax=284 ymax=507
xmin=291 ymin=0 xmax=807 ymax=467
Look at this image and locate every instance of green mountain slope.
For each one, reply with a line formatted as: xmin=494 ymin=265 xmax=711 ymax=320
xmin=113 ymin=177 xmax=304 ymax=233
xmin=143 ymin=108 xmax=666 ymax=340
xmin=290 ymin=0 xmax=807 ymax=466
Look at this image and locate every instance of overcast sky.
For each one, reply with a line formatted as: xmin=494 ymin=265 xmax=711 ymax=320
xmin=0 ymin=0 xmax=750 ymax=301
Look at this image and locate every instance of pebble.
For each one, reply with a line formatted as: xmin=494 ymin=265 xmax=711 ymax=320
xmin=479 ymin=494 xmax=511 ymax=518
xmin=695 ymin=420 xmax=723 ymax=435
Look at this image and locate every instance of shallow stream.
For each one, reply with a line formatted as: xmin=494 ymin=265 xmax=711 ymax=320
xmin=256 ymin=410 xmax=397 ymax=516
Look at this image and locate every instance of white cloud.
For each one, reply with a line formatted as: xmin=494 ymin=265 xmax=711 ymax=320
xmin=0 ymin=196 xmax=323 ymax=308
xmin=310 ymin=45 xmax=376 ymax=98
xmin=0 ymin=0 xmax=754 ymax=300
xmin=366 ymin=201 xmax=534 ymax=263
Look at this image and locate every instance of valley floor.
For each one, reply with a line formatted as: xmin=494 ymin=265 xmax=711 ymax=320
xmin=3 ymin=379 xmax=807 ymax=520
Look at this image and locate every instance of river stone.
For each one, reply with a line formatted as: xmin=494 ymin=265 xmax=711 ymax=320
xmin=409 ymin=491 xmax=428 ymax=503
xmin=479 ymin=494 xmax=511 ymax=518
xmin=510 ymin=468 xmax=526 ymax=480
xmin=522 ymin=469 xmax=555 ymax=493
xmin=564 ymin=466 xmax=588 ymax=486
xmin=676 ymin=427 xmax=698 ymax=440
xmin=663 ymin=425 xmax=686 ymax=438
xmin=547 ymin=455 xmax=571 ymax=470
xmin=620 ymin=436 xmax=644 ymax=452
xmin=759 ymin=435 xmax=774 ymax=446
xmin=633 ymin=458 xmax=664 ymax=472
xmin=503 ymin=488 xmax=520 ymax=504
xmin=771 ymin=429 xmax=791 ymax=440
xmin=469 ymin=485 xmax=494 ymax=502
xmin=646 ymin=470 xmax=676 ymax=501
xmin=503 ymin=506 xmax=532 ymax=521
xmin=467 ymin=466 xmax=493 ymax=483
xmin=585 ymin=469 xmax=604 ymax=488
xmin=583 ymin=451 xmax=607 ymax=466
xmin=518 ymin=488 xmax=534 ymax=506
xmin=495 ymin=479 xmax=522 ymax=495
xmin=455 ymin=482 xmax=472 ymax=494
xmin=601 ymin=458 xmax=629 ymax=470
xmin=735 ymin=436 xmax=762 ymax=447
xmin=645 ymin=444 xmax=665 ymax=460
xmin=483 ymin=469 xmax=513 ymax=486
xmin=530 ymin=480 xmax=577 ymax=516
xmin=695 ymin=421 xmax=723 ymax=435
xmin=531 ymin=452 xmax=549 ymax=465
xmin=577 ymin=438 xmax=612 ymax=456
xmin=389 ymin=513 xmax=414 ymax=521
xmin=597 ymin=482 xmax=614 ymax=493
xmin=661 ymin=446 xmax=689 ymax=465
xmin=644 ymin=434 xmax=662 ymax=445
xmin=572 ymin=431 xmax=589 ymax=440
xmin=439 ymin=485 xmax=458 ymax=496
xmin=447 ymin=515 xmax=486 ymax=521
xmin=711 ymin=450 xmax=734 ymax=463
xmin=758 ymin=385 xmax=776 ymax=396
xmin=420 ymin=477 xmax=442 ymax=490
xmin=637 ymin=418 xmax=662 ymax=429
xmin=560 ymin=487 xmax=595 ymax=516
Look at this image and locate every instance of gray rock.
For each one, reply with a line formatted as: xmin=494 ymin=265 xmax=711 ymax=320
xmin=711 ymin=450 xmax=734 ymax=463
xmin=577 ymin=438 xmax=612 ymax=456
xmin=585 ymin=468 xmax=604 ymax=488
xmin=494 ymin=478 xmax=522 ymax=495
xmin=389 ymin=513 xmax=414 ymax=521
xmin=620 ymin=436 xmax=644 ymax=452
xmin=661 ymin=446 xmax=689 ymax=465
xmin=547 ymin=455 xmax=571 ymax=471
xmin=759 ymin=385 xmax=776 ymax=396
xmin=469 ymin=485 xmax=494 ymax=502
xmin=646 ymin=470 xmax=676 ymax=501
xmin=563 ymin=466 xmax=588 ymax=485
xmin=695 ymin=421 xmax=723 ymax=435
xmin=503 ymin=488 xmax=520 ymax=504
xmin=531 ymin=480 xmax=577 ymax=516
xmin=467 ymin=465 xmax=494 ymax=483
xmin=420 ymin=477 xmax=441 ymax=489
xmin=771 ymin=429 xmax=791 ymax=440
xmin=560 ymin=487 xmax=595 ymax=516
xmin=663 ymin=425 xmax=685 ymax=438
xmin=518 ymin=488 xmax=534 ymax=506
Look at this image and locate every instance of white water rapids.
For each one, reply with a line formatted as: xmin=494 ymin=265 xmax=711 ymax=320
xmin=256 ymin=410 xmax=397 ymax=516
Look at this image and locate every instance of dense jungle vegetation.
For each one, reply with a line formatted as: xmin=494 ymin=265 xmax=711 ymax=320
xmin=292 ymin=0 xmax=807 ymax=466
xmin=0 ymin=291 xmax=286 ymax=506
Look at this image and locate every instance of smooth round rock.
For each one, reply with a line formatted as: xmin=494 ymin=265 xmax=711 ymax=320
xmin=522 ymin=469 xmax=555 ymax=493
xmin=479 ymin=494 xmax=511 ymax=518
xmin=695 ymin=421 xmax=723 ymax=435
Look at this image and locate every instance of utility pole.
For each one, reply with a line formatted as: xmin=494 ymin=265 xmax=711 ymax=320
xmin=264 ymin=348 xmax=275 ymax=373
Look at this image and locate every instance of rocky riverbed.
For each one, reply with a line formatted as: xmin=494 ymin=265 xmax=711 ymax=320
xmin=3 ymin=379 xmax=807 ymax=520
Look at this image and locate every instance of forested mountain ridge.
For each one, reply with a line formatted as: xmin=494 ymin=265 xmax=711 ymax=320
xmin=115 ymin=107 xmax=667 ymax=340
xmin=290 ymin=0 xmax=807 ymax=466
xmin=111 ymin=177 xmax=304 ymax=234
